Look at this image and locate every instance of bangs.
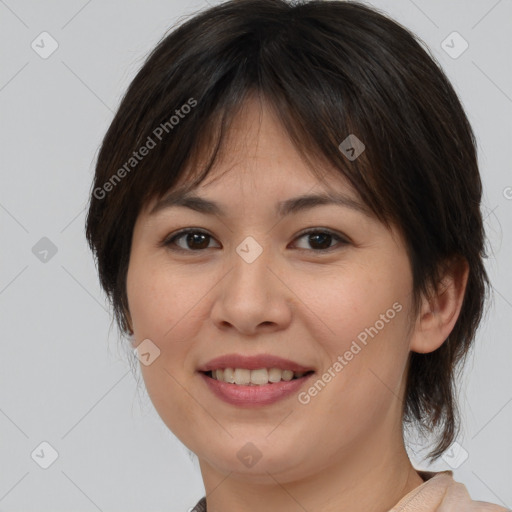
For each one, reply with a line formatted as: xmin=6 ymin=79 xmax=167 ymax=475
xmin=136 ymin=88 xmax=385 ymax=227
xmin=107 ymin=8 xmax=408 ymax=230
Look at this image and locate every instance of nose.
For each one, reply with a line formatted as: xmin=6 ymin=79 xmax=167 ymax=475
xmin=210 ymin=236 xmax=293 ymax=336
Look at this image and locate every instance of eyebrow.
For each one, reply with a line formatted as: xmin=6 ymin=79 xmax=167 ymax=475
xmin=149 ymin=189 xmax=373 ymax=218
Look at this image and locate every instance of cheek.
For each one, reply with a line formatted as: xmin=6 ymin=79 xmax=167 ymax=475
xmin=126 ymin=259 xmax=206 ymax=435
xmin=127 ymin=257 xmax=204 ymax=342
xmin=297 ymin=261 xmax=413 ymax=412
xmin=293 ymin=261 xmax=410 ymax=353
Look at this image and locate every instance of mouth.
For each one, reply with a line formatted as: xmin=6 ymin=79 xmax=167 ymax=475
xmin=198 ymin=367 xmax=316 ymax=407
xmin=201 ymin=368 xmax=316 ymax=386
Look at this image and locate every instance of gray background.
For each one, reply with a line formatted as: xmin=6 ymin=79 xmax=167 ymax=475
xmin=0 ymin=0 xmax=511 ymax=511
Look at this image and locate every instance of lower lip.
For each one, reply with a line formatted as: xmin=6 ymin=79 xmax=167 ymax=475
xmin=199 ymin=372 xmax=314 ymax=407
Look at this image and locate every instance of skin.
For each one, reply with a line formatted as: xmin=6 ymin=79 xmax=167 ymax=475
xmin=125 ymin=94 xmax=468 ymax=512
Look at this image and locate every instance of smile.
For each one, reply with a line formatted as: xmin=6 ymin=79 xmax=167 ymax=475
xmin=205 ymin=368 xmax=313 ymax=385
xmin=199 ymin=369 xmax=315 ymax=407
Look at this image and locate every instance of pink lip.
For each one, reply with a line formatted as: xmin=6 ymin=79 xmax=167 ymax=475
xmin=197 ymin=353 xmax=315 ymax=373
xmin=199 ymin=371 xmax=315 ymax=407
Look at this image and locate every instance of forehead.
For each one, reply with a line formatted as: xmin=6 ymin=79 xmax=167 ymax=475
xmin=144 ymin=94 xmax=369 ymax=216
xmin=148 ymin=184 xmax=374 ymax=221
xmin=144 ymin=145 xmax=372 ymax=222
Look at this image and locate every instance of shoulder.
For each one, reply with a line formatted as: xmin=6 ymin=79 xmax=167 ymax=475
xmin=390 ymin=471 xmax=510 ymax=512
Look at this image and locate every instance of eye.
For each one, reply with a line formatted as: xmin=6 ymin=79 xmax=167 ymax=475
xmin=162 ymin=228 xmax=220 ymax=252
xmin=161 ymin=227 xmax=349 ymax=253
xmin=291 ymin=228 xmax=349 ymax=252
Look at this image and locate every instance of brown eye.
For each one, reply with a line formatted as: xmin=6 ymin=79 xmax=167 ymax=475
xmin=163 ymin=229 xmax=220 ymax=252
xmin=292 ymin=229 xmax=349 ymax=252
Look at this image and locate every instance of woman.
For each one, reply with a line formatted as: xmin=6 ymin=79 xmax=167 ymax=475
xmin=85 ymin=1 xmax=509 ymax=510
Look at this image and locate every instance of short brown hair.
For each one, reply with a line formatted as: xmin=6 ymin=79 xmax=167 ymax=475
xmin=85 ymin=0 xmax=490 ymax=462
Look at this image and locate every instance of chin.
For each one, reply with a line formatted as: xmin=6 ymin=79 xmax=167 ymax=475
xmin=200 ymin=441 xmax=311 ymax=483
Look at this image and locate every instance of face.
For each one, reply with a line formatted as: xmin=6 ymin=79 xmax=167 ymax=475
xmin=126 ymin=95 xmax=417 ymax=484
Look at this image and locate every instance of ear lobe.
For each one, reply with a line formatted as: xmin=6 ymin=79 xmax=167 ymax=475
xmin=409 ymin=256 xmax=469 ymax=354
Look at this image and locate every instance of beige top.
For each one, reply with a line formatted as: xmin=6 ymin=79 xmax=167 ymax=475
xmin=390 ymin=470 xmax=510 ymax=512
xmin=191 ymin=470 xmax=510 ymax=511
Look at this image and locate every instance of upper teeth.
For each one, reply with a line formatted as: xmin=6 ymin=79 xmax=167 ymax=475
xmin=211 ymin=368 xmax=307 ymax=385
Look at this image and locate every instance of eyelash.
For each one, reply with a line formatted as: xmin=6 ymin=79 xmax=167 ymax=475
xmin=160 ymin=227 xmax=349 ymax=254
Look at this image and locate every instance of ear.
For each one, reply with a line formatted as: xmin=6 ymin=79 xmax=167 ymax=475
xmin=409 ymin=256 xmax=469 ymax=354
